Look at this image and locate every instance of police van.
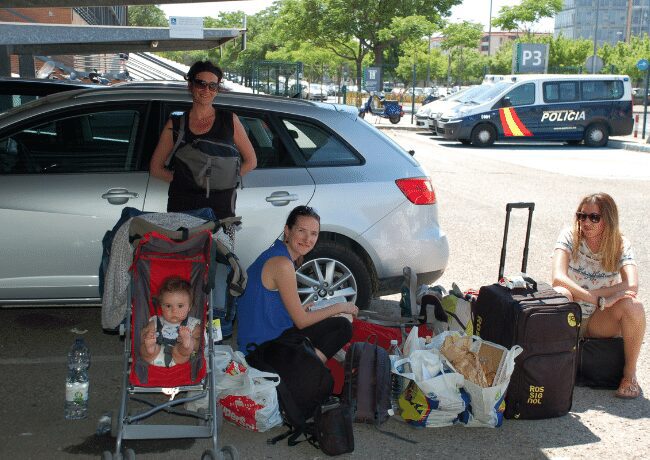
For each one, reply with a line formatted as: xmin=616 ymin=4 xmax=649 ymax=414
xmin=437 ymin=74 xmax=633 ymax=147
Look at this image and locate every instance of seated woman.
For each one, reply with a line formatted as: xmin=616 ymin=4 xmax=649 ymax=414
xmin=551 ymin=193 xmax=645 ymax=399
xmin=237 ymin=205 xmax=358 ymax=362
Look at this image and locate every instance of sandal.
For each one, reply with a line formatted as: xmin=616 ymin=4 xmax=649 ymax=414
xmin=615 ymin=377 xmax=641 ymax=399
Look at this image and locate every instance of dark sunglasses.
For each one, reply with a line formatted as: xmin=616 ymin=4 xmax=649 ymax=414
xmin=576 ymin=212 xmax=602 ymax=223
xmin=192 ymin=78 xmax=219 ymax=92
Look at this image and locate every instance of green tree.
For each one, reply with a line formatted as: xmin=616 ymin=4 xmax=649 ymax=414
xmin=492 ymin=0 xmax=562 ymax=36
xmin=275 ymin=0 xmax=461 ymax=91
xmin=599 ymin=35 xmax=650 ymax=83
xmin=127 ymin=5 xmax=168 ymax=27
xmin=441 ymin=21 xmax=483 ymax=85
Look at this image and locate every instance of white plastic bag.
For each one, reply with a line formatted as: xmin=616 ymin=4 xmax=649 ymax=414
xmin=395 ymin=348 xmax=466 ymax=427
xmin=213 ymin=345 xmax=283 ymax=432
xmin=431 ymin=332 xmax=523 ymax=427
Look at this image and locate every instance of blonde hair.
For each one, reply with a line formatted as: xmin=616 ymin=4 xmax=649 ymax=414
xmin=572 ymin=193 xmax=623 ymax=272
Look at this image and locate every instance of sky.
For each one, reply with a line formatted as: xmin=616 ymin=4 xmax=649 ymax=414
xmin=160 ymin=0 xmax=556 ymax=33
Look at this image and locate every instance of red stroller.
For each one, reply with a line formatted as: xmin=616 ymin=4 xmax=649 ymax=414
xmin=103 ymin=216 xmax=244 ymax=460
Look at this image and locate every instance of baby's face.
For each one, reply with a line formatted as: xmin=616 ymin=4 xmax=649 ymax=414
xmin=159 ymin=291 xmax=191 ymax=324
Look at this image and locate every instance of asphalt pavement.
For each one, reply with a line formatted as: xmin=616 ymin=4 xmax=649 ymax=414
xmin=1 ymin=132 xmax=648 ymax=460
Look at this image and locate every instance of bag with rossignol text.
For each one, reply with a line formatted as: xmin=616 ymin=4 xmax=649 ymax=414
xmin=167 ymin=112 xmax=241 ymax=196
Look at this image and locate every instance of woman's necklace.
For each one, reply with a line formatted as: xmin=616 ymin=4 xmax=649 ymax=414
xmin=191 ymin=110 xmax=215 ymax=132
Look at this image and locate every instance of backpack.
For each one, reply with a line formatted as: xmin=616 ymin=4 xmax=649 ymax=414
xmin=245 ymin=331 xmax=334 ymax=447
xmin=166 ymin=112 xmax=241 ymax=196
xmin=342 ymin=340 xmax=392 ymax=425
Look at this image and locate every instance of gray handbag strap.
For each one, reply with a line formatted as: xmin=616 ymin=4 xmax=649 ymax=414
xmin=164 ymin=113 xmax=185 ymax=167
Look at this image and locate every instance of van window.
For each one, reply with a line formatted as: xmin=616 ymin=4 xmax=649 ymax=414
xmin=505 ymin=83 xmax=535 ymax=106
xmin=581 ymin=80 xmax=624 ymax=101
xmin=543 ymin=81 xmax=579 ymax=103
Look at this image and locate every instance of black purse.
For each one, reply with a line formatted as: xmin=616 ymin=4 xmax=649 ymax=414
xmin=312 ymin=397 xmax=354 ymax=456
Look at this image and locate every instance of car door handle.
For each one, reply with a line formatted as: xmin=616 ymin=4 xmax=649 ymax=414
xmin=102 ymin=188 xmax=139 ymax=205
xmin=265 ymin=191 xmax=299 ymax=206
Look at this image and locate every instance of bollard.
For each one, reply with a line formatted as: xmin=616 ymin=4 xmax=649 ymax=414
xmin=634 ymin=114 xmax=639 ymax=138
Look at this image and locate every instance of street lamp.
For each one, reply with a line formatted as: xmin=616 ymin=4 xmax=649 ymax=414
xmin=591 ymin=0 xmax=600 ymax=74
xmin=487 ymin=0 xmax=493 ymax=57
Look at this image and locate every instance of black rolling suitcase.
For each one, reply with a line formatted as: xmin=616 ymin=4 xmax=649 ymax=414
xmin=473 ymin=202 xmax=581 ymax=420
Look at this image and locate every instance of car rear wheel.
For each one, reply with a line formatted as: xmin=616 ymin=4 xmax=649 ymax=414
xmin=471 ymin=124 xmax=496 ymax=147
xmin=297 ymin=240 xmax=372 ymax=309
xmin=584 ymin=123 xmax=609 ymax=147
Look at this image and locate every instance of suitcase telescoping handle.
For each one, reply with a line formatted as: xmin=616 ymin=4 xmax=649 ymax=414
xmin=499 ymin=202 xmax=535 ymax=281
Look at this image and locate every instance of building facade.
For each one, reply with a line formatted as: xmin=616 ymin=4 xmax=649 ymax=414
xmin=555 ymin=0 xmax=650 ymax=45
xmin=0 ymin=6 xmax=126 ymax=76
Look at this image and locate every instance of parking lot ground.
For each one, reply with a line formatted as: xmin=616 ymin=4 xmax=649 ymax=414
xmin=2 ymin=134 xmax=649 ymax=460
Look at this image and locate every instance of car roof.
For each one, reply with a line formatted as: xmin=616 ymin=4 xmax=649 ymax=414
xmin=0 ymin=76 xmax=95 ymax=94
xmin=0 ymin=84 xmax=357 ymax=124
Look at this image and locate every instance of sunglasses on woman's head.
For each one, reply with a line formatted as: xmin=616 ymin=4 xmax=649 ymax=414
xmin=192 ymin=78 xmax=219 ymax=92
xmin=576 ymin=212 xmax=602 ymax=223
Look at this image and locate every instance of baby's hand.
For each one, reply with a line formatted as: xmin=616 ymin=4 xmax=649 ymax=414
xmin=177 ymin=326 xmax=194 ymax=350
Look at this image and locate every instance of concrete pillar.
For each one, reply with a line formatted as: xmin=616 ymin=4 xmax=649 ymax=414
xmin=19 ymin=54 xmax=36 ymax=78
xmin=0 ymin=46 xmax=11 ymax=77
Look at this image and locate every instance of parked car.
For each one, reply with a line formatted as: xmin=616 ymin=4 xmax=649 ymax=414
xmin=0 ymin=76 xmax=93 ymax=113
xmin=0 ymin=85 xmax=449 ymax=308
xmin=307 ymin=83 xmax=328 ymax=101
xmin=632 ymin=87 xmax=649 ymax=105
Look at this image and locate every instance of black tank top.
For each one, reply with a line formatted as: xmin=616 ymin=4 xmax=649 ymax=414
xmin=167 ymin=109 xmax=238 ymax=220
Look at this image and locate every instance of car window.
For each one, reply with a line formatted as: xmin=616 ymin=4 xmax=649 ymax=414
xmin=581 ymin=80 xmax=624 ymax=100
xmin=543 ymin=81 xmax=579 ymax=103
xmin=237 ymin=113 xmax=298 ymax=168
xmin=281 ymin=118 xmax=361 ymax=166
xmin=0 ymin=109 xmax=140 ymax=174
xmin=505 ymin=83 xmax=535 ymax=106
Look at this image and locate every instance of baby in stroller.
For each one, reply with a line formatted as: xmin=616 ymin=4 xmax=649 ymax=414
xmin=140 ymin=276 xmax=202 ymax=367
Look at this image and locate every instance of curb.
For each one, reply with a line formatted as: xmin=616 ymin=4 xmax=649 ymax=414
xmin=609 ymin=138 xmax=650 ymax=153
xmin=375 ymin=124 xmax=650 ymax=152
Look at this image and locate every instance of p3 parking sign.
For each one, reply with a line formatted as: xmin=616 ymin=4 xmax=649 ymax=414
xmin=513 ymin=44 xmax=549 ymax=74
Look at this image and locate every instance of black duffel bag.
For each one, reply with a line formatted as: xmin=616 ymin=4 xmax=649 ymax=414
xmin=576 ymin=337 xmax=625 ymax=389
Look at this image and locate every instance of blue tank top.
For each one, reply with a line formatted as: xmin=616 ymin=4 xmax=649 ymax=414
xmin=237 ymin=239 xmax=294 ymax=353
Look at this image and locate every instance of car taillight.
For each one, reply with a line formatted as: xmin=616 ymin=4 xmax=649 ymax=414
xmin=395 ymin=177 xmax=436 ymax=205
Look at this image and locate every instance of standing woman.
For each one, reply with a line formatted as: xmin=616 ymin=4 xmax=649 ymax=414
xmin=150 ymin=60 xmax=257 ymax=337
xmin=237 ymin=206 xmax=358 ymax=362
xmin=552 ymin=193 xmax=645 ymax=399
xmin=150 ymin=60 xmax=257 ymax=221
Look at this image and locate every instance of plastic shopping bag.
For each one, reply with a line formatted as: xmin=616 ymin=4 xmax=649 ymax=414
xmin=213 ymin=345 xmax=283 ymax=432
xmin=396 ymin=349 xmax=466 ymax=427
xmin=434 ymin=332 xmax=523 ymax=427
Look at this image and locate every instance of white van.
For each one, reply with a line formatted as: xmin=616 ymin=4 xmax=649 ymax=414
xmin=437 ymin=74 xmax=633 ymax=147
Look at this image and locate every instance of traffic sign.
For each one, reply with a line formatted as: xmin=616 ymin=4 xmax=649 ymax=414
xmin=512 ymin=43 xmax=549 ymax=74
xmin=585 ymin=55 xmax=604 ymax=73
xmin=637 ymin=59 xmax=649 ymax=72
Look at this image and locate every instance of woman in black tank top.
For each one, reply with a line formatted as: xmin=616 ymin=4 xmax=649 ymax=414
xmin=149 ymin=60 xmax=257 ymax=221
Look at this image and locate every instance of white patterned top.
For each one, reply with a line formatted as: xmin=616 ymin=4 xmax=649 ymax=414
xmin=554 ymin=227 xmax=636 ymax=317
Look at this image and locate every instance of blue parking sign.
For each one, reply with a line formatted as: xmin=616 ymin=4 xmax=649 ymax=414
xmin=637 ymin=59 xmax=649 ymax=72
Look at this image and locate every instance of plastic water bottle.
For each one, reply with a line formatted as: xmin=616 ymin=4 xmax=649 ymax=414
xmin=388 ymin=339 xmax=403 ymax=416
xmin=65 ymin=338 xmax=90 ymax=420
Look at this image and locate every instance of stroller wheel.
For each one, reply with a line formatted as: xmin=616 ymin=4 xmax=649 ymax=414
xmin=220 ymin=445 xmax=238 ymax=460
xmin=101 ymin=451 xmax=112 ymax=460
xmin=124 ymin=449 xmax=136 ymax=460
xmin=201 ymin=449 xmax=217 ymax=460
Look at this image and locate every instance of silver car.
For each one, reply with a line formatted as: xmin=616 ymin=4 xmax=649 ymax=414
xmin=0 ymin=85 xmax=448 ymax=308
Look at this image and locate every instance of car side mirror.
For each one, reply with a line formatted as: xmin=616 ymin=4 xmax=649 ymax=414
xmin=408 ymin=149 xmax=415 ymax=156
xmin=288 ymin=130 xmax=299 ymax=139
xmin=501 ymin=97 xmax=512 ymax=108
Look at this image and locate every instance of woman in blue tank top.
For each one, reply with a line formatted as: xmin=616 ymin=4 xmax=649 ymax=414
xmin=237 ymin=206 xmax=357 ymax=361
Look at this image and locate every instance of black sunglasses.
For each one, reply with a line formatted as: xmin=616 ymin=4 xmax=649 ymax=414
xmin=576 ymin=212 xmax=602 ymax=223
xmin=192 ymin=78 xmax=219 ymax=92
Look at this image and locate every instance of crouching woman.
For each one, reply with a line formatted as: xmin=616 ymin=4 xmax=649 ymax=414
xmin=237 ymin=205 xmax=358 ymax=362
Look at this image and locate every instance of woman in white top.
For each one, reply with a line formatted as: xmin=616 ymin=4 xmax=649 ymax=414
xmin=552 ymin=192 xmax=645 ymax=399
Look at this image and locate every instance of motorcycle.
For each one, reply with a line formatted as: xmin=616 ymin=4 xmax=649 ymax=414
xmin=358 ymin=94 xmax=404 ymax=124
